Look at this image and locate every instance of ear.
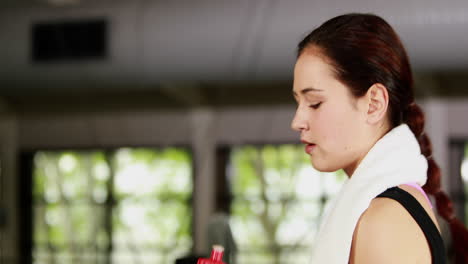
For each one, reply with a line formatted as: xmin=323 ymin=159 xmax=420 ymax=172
xmin=365 ymin=83 xmax=389 ymax=125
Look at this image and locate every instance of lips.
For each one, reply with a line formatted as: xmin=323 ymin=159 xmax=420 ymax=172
xmin=301 ymin=139 xmax=316 ymax=154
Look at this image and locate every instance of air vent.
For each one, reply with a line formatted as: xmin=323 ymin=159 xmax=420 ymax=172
xmin=32 ymin=19 xmax=107 ymax=62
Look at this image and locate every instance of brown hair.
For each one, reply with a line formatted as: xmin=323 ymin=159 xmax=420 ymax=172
xmin=297 ymin=13 xmax=468 ymax=263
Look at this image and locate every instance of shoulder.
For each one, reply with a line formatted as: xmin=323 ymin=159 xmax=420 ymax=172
xmin=349 ymin=194 xmax=432 ymax=263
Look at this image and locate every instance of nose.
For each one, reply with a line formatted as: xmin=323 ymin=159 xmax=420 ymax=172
xmin=291 ymin=106 xmax=309 ymax=132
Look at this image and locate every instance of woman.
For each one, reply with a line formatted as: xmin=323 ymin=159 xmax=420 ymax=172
xmin=291 ymin=13 xmax=468 ymax=263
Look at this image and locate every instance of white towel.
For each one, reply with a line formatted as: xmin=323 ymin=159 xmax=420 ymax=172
xmin=309 ymin=124 xmax=428 ymax=263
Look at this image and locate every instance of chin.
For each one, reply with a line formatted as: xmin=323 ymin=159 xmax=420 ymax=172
xmin=310 ymin=159 xmax=339 ymax=172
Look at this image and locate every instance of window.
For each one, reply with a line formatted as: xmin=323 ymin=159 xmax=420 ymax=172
xmin=31 ymin=147 xmax=192 ymax=264
xmin=228 ymin=144 xmax=346 ymax=264
xmin=449 ymin=140 xmax=468 ymax=227
xmin=461 ymin=144 xmax=468 ymax=225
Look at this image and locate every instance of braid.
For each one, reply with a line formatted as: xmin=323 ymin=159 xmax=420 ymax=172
xmin=405 ymin=103 xmax=468 ymax=264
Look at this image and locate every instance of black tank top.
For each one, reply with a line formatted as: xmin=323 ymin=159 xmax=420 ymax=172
xmin=377 ymin=187 xmax=446 ymax=264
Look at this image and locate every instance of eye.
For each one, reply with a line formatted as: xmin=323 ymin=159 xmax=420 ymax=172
xmin=309 ymin=102 xmax=322 ymax=109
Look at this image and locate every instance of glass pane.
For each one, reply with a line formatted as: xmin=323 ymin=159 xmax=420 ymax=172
xmin=33 ymin=151 xmax=109 ymax=264
xmin=230 ymin=144 xmax=346 ymax=264
xmin=32 ymin=148 xmax=193 ymax=264
xmin=111 ymin=148 xmax=192 ymax=264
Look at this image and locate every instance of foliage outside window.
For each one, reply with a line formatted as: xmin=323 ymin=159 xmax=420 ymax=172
xmin=229 ymin=144 xmax=346 ymax=264
xmin=32 ymin=148 xmax=192 ymax=264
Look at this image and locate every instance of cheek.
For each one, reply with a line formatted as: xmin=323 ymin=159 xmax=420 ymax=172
xmin=316 ymin=106 xmax=361 ymax=151
xmin=309 ymin=108 xmax=362 ymax=172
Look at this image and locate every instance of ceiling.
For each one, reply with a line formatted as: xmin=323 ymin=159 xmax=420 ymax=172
xmin=0 ymin=0 xmax=468 ymax=114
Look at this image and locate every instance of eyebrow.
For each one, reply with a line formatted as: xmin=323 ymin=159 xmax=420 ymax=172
xmin=292 ymin=87 xmax=324 ymax=97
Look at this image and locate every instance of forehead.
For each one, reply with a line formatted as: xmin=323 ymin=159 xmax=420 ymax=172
xmin=293 ymin=51 xmax=338 ymax=94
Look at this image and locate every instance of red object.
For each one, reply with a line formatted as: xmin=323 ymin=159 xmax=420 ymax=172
xmin=197 ymin=245 xmax=227 ymax=264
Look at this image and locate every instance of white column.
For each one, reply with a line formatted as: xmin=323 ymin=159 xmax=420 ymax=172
xmin=191 ymin=108 xmax=216 ymax=255
xmin=422 ymin=99 xmax=450 ymax=191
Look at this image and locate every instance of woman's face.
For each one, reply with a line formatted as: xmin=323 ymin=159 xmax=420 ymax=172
xmin=292 ymin=50 xmax=371 ymax=176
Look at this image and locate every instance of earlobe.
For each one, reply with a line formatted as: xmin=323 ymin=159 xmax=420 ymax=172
xmin=366 ymin=83 xmax=389 ymax=124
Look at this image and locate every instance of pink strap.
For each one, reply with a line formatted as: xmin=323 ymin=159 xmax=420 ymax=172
xmin=403 ymin=183 xmax=433 ymax=209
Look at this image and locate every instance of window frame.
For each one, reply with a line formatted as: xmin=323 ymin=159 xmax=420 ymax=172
xmin=18 ymin=145 xmax=195 ymax=264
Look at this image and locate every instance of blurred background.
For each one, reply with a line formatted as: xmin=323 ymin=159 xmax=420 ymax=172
xmin=0 ymin=0 xmax=468 ymax=263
